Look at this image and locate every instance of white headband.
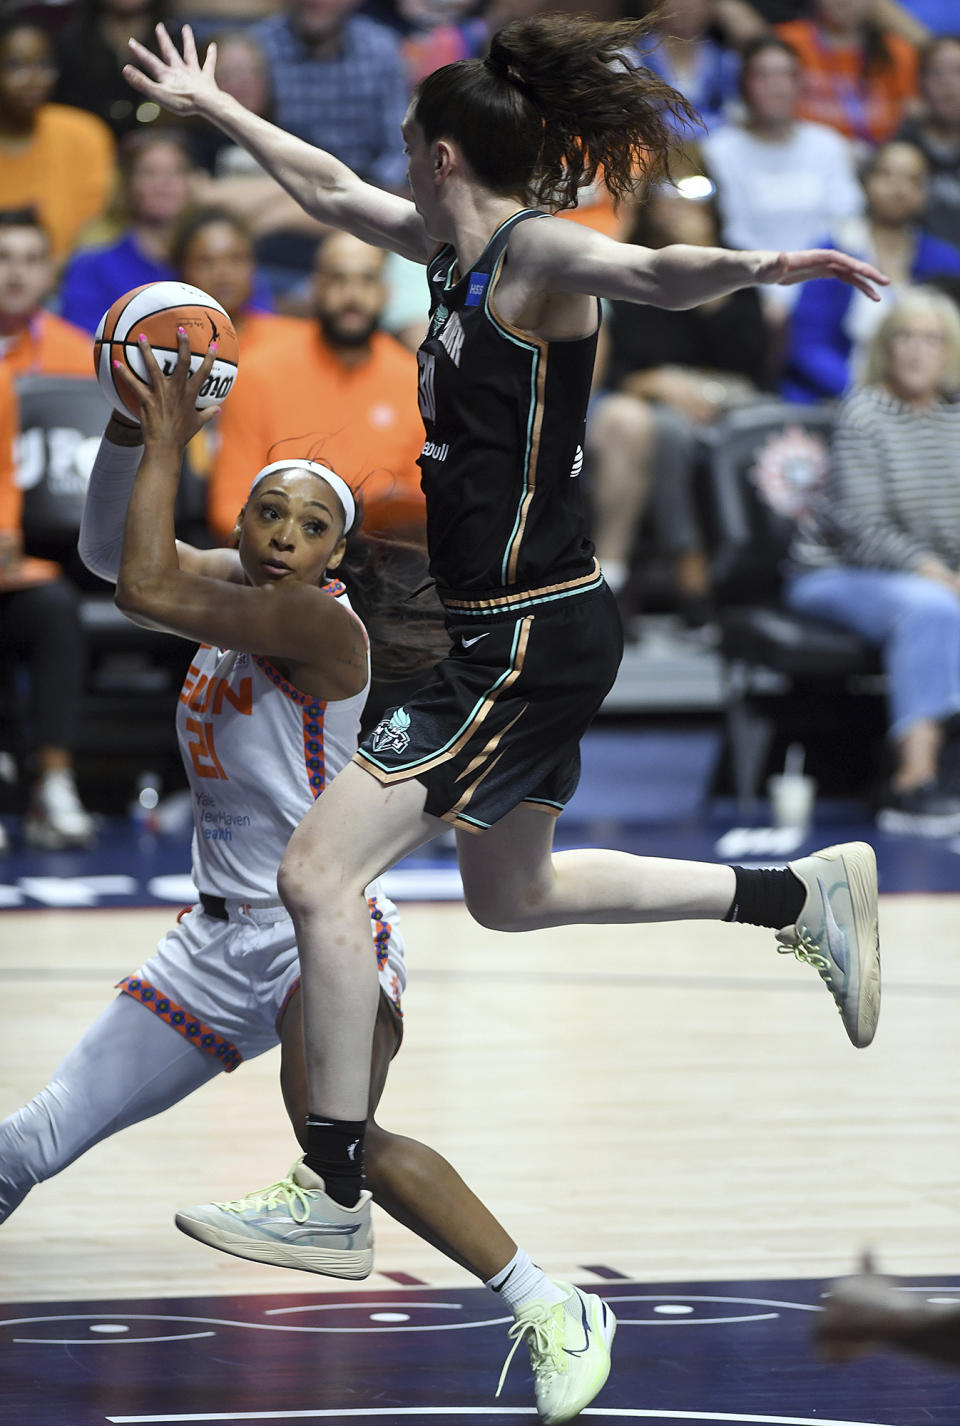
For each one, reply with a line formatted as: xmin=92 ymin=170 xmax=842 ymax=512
xmin=248 ymin=459 xmax=357 ymax=535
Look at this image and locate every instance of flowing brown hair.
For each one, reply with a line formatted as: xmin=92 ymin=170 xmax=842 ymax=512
xmin=412 ymin=11 xmax=700 ymax=211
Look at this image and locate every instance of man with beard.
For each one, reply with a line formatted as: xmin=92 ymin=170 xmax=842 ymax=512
xmin=208 ymin=230 xmax=425 ymax=543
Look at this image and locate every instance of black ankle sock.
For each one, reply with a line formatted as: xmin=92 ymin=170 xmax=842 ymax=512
xmin=723 ymin=865 xmax=805 ymax=930
xmin=304 ymin=1115 xmax=366 ymax=1207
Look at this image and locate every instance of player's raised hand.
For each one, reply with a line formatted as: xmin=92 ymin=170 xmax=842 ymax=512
xmin=114 ymin=330 xmax=219 ymax=451
xmin=123 ymin=23 xmax=219 ymax=117
xmin=756 ymin=249 xmax=890 ymax=300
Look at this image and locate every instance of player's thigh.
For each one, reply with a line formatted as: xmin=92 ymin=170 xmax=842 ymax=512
xmin=457 ymin=801 xmax=558 ymax=925
xmin=280 ymin=761 xmax=442 ymax=898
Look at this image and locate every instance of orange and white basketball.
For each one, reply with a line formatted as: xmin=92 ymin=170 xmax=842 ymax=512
xmin=93 ymin=281 xmax=239 ymax=421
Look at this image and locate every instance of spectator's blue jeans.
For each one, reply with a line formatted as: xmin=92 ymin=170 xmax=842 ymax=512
xmin=783 ymin=566 xmax=960 ymax=739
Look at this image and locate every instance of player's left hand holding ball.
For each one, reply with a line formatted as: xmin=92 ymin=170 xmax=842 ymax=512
xmin=113 ymin=330 xmax=221 ymax=453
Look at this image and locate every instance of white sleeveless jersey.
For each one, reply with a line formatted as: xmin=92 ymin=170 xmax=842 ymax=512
xmin=176 ymin=581 xmax=368 ymax=901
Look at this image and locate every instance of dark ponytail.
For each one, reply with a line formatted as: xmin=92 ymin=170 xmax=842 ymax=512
xmin=337 ymin=518 xmax=449 ymax=684
xmin=413 ymin=12 xmax=700 ymax=210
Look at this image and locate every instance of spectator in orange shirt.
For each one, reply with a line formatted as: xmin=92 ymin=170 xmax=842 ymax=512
xmin=210 ymin=231 xmax=426 ymax=545
xmin=0 ymin=208 xmax=92 ymax=378
xmin=0 ymin=20 xmax=116 ymax=265
xmin=0 ymin=214 xmax=96 ymax=850
xmin=777 ymin=0 xmax=919 ymax=147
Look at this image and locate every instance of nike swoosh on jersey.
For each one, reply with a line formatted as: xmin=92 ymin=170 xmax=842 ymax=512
xmin=461 ymin=632 xmax=490 ymax=648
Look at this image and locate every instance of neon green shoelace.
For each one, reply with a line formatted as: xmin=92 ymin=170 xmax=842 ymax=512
xmin=778 ymin=930 xmax=842 ymax=1012
xmin=495 ymin=1305 xmax=566 ymax=1398
xmin=215 ymin=1166 xmax=313 ymax=1223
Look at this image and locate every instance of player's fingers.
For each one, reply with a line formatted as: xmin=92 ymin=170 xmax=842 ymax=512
xmin=181 ymin=24 xmax=199 ymax=68
xmin=126 ymin=38 xmax=166 ymax=81
xmin=154 ymin=22 xmax=183 ymax=66
xmin=854 ymin=259 xmax=889 ymax=286
xmin=112 ymin=358 xmax=147 ymax=396
xmin=174 ymin=327 xmax=196 ymax=384
xmin=197 ymin=339 xmax=218 ymax=383
xmin=136 ymin=333 xmax=164 ymax=384
xmin=121 ymin=64 xmax=155 ymax=97
xmin=848 ymin=274 xmax=880 ymax=300
xmin=203 ymin=40 xmax=218 ymax=76
xmin=182 ymin=339 xmax=217 ymax=401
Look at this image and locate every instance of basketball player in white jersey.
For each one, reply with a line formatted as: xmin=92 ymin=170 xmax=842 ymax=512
xmin=0 ymin=334 xmax=616 ymax=1424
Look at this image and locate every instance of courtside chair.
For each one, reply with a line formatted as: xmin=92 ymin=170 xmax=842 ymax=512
xmin=14 ymin=373 xmax=196 ymax=785
xmin=699 ymin=400 xmax=885 ymax=814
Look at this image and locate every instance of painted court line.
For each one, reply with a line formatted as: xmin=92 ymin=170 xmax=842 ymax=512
xmin=105 ymin=1407 xmax=901 ymax=1424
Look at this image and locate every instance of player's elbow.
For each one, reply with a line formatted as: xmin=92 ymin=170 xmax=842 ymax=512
xmin=114 ymin=574 xmax=165 ymax=626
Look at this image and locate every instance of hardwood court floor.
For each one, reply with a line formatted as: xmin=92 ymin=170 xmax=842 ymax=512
xmin=2 ymin=893 xmax=959 ymax=1306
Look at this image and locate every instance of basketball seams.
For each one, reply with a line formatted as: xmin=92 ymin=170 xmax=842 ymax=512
xmin=115 ymin=306 xmax=231 ymax=346
xmin=114 ymin=283 xmax=230 ymax=338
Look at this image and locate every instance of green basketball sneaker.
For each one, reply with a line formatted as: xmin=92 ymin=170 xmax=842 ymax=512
xmin=175 ymin=1158 xmax=373 ymax=1279
xmin=496 ymin=1281 xmax=617 ymax=1424
xmin=778 ymin=841 xmax=881 ymax=1048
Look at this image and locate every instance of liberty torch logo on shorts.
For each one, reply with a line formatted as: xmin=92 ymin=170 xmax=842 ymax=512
xmin=371 ymin=706 xmax=412 ymax=755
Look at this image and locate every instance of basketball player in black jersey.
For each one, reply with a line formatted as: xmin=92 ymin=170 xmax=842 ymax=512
xmin=125 ymin=17 xmax=885 ymax=1421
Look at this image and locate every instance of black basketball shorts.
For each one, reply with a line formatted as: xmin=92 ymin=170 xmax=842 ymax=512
xmin=354 ymin=580 xmax=624 ymax=832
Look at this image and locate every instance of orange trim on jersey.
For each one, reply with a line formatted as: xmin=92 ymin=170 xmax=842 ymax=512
xmin=117 ymin=975 xmax=243 ymax=1071
xmin=301 ymin=699 xmax=326 ymax=799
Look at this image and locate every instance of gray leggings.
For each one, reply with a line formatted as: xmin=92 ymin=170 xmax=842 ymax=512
xmin=0 ymin=995 xmax=225 ymax=1223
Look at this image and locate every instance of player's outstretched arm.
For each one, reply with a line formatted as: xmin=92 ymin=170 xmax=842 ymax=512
xmin=522 ymin=216 xmax=889 ymax=311
xmin=123 ymin=24 xmax=431 ymax=264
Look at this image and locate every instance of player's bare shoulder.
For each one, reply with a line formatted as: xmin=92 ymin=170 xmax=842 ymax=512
xmin=498 ymin=214 xmax=599 ymax=340
xmin=260 ymin=580 xmax=367 ymax=702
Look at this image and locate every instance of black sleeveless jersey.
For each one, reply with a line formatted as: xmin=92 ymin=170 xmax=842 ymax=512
xmin=416 ymin=208 xmax=600 ymax=608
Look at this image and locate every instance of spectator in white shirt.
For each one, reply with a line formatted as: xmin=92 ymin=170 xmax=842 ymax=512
xmin=702 ymin=36 xmax=864 ymax=319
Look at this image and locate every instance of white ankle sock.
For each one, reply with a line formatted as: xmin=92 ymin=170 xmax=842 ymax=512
xmin=485 ymin=1248 xmax=567 ymax=1314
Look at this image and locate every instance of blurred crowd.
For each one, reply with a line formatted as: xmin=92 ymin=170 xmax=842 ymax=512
xmin=3 ymin=0 xmax=960 ymax=845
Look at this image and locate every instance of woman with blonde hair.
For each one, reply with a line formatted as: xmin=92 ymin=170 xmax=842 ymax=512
xmin=786 ymin=285 xmax=960 ymax=833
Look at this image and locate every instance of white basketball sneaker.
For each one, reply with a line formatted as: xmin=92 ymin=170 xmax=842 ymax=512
xmin=24 ymin=769 xmax=95 ymax=850
xmin=778 ymin=841 xmax=881 ymax=1049
xmin=175 ymin=1158 xmax=373 ymax=1279
xmin=496 ymin=1282 xmax=617 ymax=1424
